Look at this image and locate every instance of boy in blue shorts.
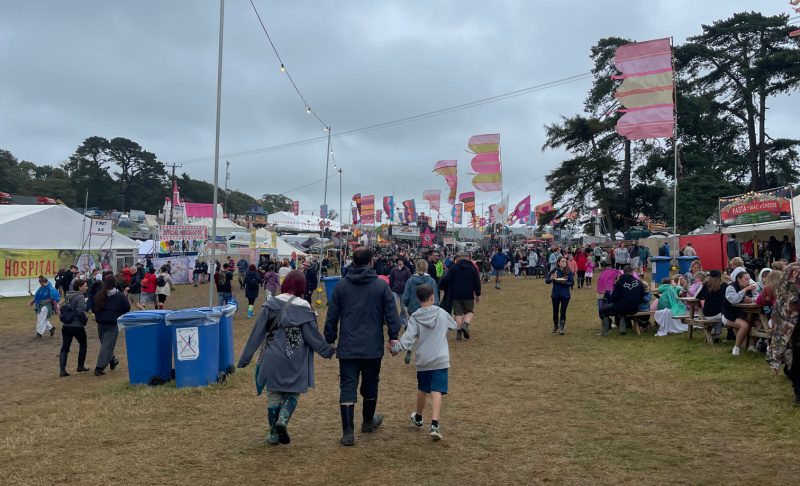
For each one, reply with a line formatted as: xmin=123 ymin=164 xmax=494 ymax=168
xmin=389 ymin=284 xmax=456 ymax=440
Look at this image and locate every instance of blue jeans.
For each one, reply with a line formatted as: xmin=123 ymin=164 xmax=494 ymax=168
xmin=392 ymin=292 xmax=408 ymax=319
xmin=218 ymin=292 xmax=232 ymax=306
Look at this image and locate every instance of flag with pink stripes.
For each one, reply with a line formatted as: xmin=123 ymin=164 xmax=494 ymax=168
xmin=423 ymin=190 xmax=441 ymax=212
xmin=468 ymin=134 xmax=502 ymax=192
xmin=433 ymin=160 xmax=458 ymax=205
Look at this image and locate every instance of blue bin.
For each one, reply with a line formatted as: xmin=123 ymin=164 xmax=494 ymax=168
xmin=117 ymin=310 xmax=174 ymax=386
xmin=676 ymin=256 xmax=700 ymax=276
xmin=321 ymin=276 xmax=341 ymax=304
xmin=212 ymin=305 xmax=237 ymax=375
xmin=165 ymin=309 xmax=221 ymax=388
xmin=650 ymin=256 xmax=673 ymax=285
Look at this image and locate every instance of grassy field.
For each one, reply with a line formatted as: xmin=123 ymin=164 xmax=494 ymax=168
xmin=1 ymin=276 xmax=799 ymax=486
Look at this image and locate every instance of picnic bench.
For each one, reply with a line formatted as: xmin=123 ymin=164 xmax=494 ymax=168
xmin=733 ymin=302 xmax=774 ymax=342
xmin=620 ymin=311 xmax=655 ymax=335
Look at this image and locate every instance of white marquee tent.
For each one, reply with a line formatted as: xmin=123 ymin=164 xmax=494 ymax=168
xmin=268 ymin=211 xmax=344 ymax=232
xmin=0 ymin=205 xmax=140 ymax=297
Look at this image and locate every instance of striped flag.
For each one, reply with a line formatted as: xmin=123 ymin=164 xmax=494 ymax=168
xmin=352 ymin=193 xmax=362 ymax=216
xmin=361 ymin=195 xmax=375 ymax=224
xmin=423 ymin=190 xmax=441 ymax=212
xmin=458 ymin=192 xmax=475 ymax=213
xmin=433 ymin=160 xmax=458 ymax=205
xmin=468 ymin=134 xmax=502 ymax=192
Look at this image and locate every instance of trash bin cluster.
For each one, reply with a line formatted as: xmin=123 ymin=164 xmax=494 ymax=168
xmin=116 ymin=304 xmax=237 ymax=388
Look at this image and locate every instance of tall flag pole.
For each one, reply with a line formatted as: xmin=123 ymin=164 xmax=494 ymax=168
xmin=433 ymin=160 xmax=458 ymax=205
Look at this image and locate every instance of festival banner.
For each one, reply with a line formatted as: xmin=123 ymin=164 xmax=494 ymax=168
xmin=403 ymin=200 xmax=417 ymax=224
xmin=488 ymin=204 xmax=496 ymax=224
xmin=718 ymin=187 xmax=792 ymax=227
xmin=361 ymin=195 xmax=375 ymax=224
xmin=479 ymin=217 xmax=486 ymax=227
xmin=0 ymin=249 xmax=112 ymax=280
xmin=534 ymin=200 xmax=554 ymax=215
xmin=158 ymin=225 xmax=208 ymax=241
xmin=451 ymin=203 xmax=463 ymax=225
xmin=512 ymin=196 xmax=531 ymax=224
xmin=423 ymin=190 xmax=441 ymax=212
xmin=468 ymin=134 xmax=502 ymax=192
xmin=528 ymin=211 xmax=536 ymax=226
xmin=320 ymin=204 xmax=328 ymax=219
xmin=459 ymin=192 xmax=476 ymax=213
xmin=376 ymin=209 xmax=382 ymax=222
xmin=291 ymin=201 xmax=299 ymax=215
xmin=351 ymin=207 xmax=359 ymax=225
xmin=433 ymin=160 xmax=458 ymax=205
xmin=352 ymin=193 xmax=362 ymax=216
xmin=383 ymin=196 xmax=394 ymax=221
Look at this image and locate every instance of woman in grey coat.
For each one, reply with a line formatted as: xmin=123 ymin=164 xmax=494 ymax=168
xmin=60 ymin=278 xmax=91 ymax=376
xmin=237 ymin=270 xmax=335 ymax=446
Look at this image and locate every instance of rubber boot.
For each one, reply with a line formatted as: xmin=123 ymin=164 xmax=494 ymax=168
xmin=552 ymin=320 xmax=558 ymax=333
xmin=267 ymin=406 xmax=280 ymax=445
xmin=619 ymin=317 xmax=627 ymax=335
xmin=597 ymin=317 xmax=610 ymax=337
xmin=361 ymin=398 xmax=383 ymax=433
xmin=247 ymin=306 xmax=253 ymax=319
xmin=340 ymin=404 xmax=355 ymax=446
xmin=59 ymin=351 xmax=70 ymax=377
xmin=275 ymin=395 xmax=297 ymax=444
xmin=559 ymin=319 xmax=565 ymax=335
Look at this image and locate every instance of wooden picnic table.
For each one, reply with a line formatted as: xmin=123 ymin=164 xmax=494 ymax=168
xmin=733 ymin=302 xmax=773 ymax=339
xmin=679 ymin=296 xmax=702 ymax=319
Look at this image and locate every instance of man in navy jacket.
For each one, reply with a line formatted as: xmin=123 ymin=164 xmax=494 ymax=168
xmin=324 ymin=246 xmax=402 ymax=446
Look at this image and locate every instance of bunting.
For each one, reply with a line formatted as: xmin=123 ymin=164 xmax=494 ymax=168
xmin=291 ymin=201 xmax=299 ymax=216
xmin=451 ymin=203 xmax=463 ymax=225
xmin=403 ymin=200 xmax=417 ymax=223
xmin=433 ymin=160 xmax=458 ymax=205
xmin=352 ymin=193 xmax=362 ymax=216
xmin=468 ymin=134 xmax=502 ymax=192
xmin=613 ymin=38 xmax=675 ymax=140
xmin=360 ymin=195 xmax=375 ymax=224
xmin=423 ymin=189 xmax=441 ymax=212
xmin=383 ymin=196 xmax=394 ymax=221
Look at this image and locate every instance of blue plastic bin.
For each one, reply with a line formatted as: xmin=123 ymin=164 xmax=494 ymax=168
xmin=676 ymin=256 xmax=700 ymax=276
xmin=165 ymin=309 xmax=222 ymax=388
xmin=321 ymin=276 xmax=341 ymax=304
xmin=117 ymin=310 xmax=174 ymax=386
xmin=212 ymin=305 xmax=237 ymax=375
xmin=650 ymin=256 xmax=673 ymax=285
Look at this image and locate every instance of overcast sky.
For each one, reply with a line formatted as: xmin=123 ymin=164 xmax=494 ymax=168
xmin=1 ymin=1 xmax=797 ymax=223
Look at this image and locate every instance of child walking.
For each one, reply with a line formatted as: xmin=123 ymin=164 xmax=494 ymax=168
xmin=584 ymin=256 xmax=595 ymax=289
xmin=389 ymin=284 xmax=457 ymax=441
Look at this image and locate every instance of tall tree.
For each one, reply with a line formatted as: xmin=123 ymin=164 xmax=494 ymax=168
xmin=680 ymin=12 xmax=800 ymax=190
xmin=106 ymin=137 xmax=167 ymax=212
xmin=63 ymin=137 xmax=118 ymax=209
xmin=260 ymin=193 xmax=292 ymax=214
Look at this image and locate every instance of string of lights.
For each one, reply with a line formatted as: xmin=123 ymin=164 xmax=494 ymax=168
xmin=248 ymin=0 xmax=328 ymax=129
xmin=172 ymin=72 xmax=593 ymax=165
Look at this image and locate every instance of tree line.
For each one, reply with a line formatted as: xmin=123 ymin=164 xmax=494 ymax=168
xmin=0 ymin=136 xmax=294 ymax=216
xmin=541 ymin=12 xmax=800 ymax=235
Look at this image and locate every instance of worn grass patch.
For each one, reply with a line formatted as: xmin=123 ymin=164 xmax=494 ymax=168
xmin=1 ymin=276 xmax=799 ymax=485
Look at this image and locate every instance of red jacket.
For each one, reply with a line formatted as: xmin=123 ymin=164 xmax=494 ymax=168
xmin=575 ymin=253 xmax=588 ymax=272
xmin=142 ymin=273 xmax=158 ymax=293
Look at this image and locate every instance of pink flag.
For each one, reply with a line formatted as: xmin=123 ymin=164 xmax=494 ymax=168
xmin=612 ymin=38 xmax=672 ymax=79
xmin=513 ymin=196 xmax=531 ymax=223
xmin=433 ymin=160 xmax=458 ymax=205
xmin=468 ymin=134 xmax=502 ymax=192
xmin=423 ymin=190 xmax=441 ymax=212
xmin=615 ymin=104 xmax=675 ymax=140
xmin=361 ymin=195 xmax=375 ymax=224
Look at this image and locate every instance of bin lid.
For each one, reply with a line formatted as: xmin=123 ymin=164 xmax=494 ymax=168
xmin=650 ymin=256 xmax=672 ymax=261
xmin=212 ymin=305 xmax=237 ymax=317
xmin=676 ymin=256 xmax=700 ymax=261
xmin=321 ymin=276 xmax=341 ymax=282
xmin=165 ymin=309 xmax=222 ymax=326
xmin=117 ymin=310 xmax=174 ymax=331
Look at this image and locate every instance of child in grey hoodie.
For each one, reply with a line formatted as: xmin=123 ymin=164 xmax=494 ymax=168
xmin=389 ymin=284 xmax=457 ymax=440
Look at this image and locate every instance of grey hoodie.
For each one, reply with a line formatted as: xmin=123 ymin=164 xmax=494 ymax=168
xmin=391 ymin=305 xmax=457 ymax=371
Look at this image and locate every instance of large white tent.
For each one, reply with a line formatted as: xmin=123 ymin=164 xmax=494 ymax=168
xmin=0 ymin=205 xmax=140 ymax=297
xmin=191 ymin=217 xmax=245 ymax=235
xmin=268 ymin=211 xmax=344 ymax=232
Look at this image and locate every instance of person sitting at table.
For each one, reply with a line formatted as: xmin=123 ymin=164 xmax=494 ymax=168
xmin=755 ymin=268 xmax=771 ymax=297
xmin=684 ymin=260 xmax=702 ymax=285
xmin=657 ymin=277 xmax=688 ymax=317
xmin=688 ymin=271 xmax=707 ymax=297
xmin=696 ymin=270 xmax=727 ymax=343
xmin=771 ymin=261 xmax=786 ymax=272
xmin=596 ymin=265 xmax=645 ymax=337
xmin=722 ymin=271 xmax=757 ymax=356
xmin=669 ymin=274 xmax=689 ymax=297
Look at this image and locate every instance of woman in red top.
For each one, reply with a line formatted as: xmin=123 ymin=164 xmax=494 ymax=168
xmin=575 ymin=249 xmax=588 ymax=289
xmin=122 ymin=265 xmax=132 ymax=285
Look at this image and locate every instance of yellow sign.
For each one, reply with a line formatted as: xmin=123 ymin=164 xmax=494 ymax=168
xmin=0 ymin=249 xmax=111 ymax=280
xmin=250 ymin=228 xmax=257 ymax=249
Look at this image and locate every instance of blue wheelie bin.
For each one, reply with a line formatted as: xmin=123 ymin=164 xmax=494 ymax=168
xmin=212 ymin=305 xmax=237 ymax=375
xmin=117 ymin=310 xmax=174 ymax=386
xmin=165 ymin=309 xmax=221 ymax=388
xmin=676 ymin=256 xmax=700 ymax=276
xmin=321 ymin=276 xmax=341 ymax=304
xmin=650 ymin=256 xmax=673 ymax=285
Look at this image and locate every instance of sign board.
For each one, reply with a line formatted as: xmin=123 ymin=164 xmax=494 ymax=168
xmin=647 ymin=222 xmax=665 ymax=231
xmin=719 ymin=187 xmax=792 ymax=227
xmin=394 ymin=226 xmax=420 ymax=238
xmin=176 ymin=327 xmax=199 ymax=361
xmin=90 ymin=218 xmax=113 ymax=236
xmin=158 ymin=225 xmax=208 ymax=241
xmin=443 ymin=237 xmax=456 ymax=246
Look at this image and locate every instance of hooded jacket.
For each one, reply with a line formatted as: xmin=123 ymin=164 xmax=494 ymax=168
xmin=128 ymin=266 xmax=144 ymax=293
xmin=439 ymin=259 xmax=481 ymax=301
xmin=237 ymin=294 xmax=334 ymax=394
xmin=33 ymin=282 xmax=61 ymax=317
xmin=402 ymin=273 xmax=440 ymax=316
xmin=657 ymin=284 xmax=687 ymax=317
xmin=63 ymin=289 xmax=88 ymax=327
xmin=391 ymin=306 xmax=457 ymax=371
xmin=389 ymin=265 xmax=412 ymax=294
xmin=324 ymin=265 xmax=403 ymax=359
xmin=609 ymin=273 xmax=645 ymax=314
xmin=263 ymin=271 xmax=280 ymax=292
xmin=92 ymin=288 xmax=131 ymax=325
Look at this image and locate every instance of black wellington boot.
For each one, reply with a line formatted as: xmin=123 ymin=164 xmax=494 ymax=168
xmin=59 ymin=352 xmax=70 ymax=377
xmin=340 ymin=405 xmax=355 ymax=446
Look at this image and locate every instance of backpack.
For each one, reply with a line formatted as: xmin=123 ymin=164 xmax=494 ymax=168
xmin=658 ymin=246 xmax=668 ymax=256
xmin=157 ymin=275 xmax=167 ymax=287
xmin=59 ymin=303 xmax=75 ymax=323
xmin=245 ymin=272 xmax=258 ymax=287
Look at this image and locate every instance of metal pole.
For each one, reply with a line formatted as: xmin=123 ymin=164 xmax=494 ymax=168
xmin=338 ymin=167 xmax=343 ymax=262
xmin=209 ymin=0 xmax=224 ymax=308
xmin=322 ymin=128 xmax=331 ymax=245
xmin=671 ymin=37 xmax=678 ymax=264
xmin=223 ymin=160 xmax=230 ymax=215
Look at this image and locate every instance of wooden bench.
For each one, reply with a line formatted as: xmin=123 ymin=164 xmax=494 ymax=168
xmin=621 ymin=311 xmax=655 ymax=335
xmin=685 ymin=318 xmax=722 ymax=344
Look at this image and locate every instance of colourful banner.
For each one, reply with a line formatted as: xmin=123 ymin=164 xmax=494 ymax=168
xmin=468 ymin=134 xmax=502 ymax=192
xmin=320 ymin=204 xmax=328 ymax=219
xmin=423 ymin=189 xmax=441 ymax=212
xmin=158 ymin=225 xmax=208 ymax=242
xmin=361 ymin=195 xmax=375 ymax=224
xmin=383 ymin=196 xmax=394 ymax=221
xmin=291 ymin=201 xmax=299 ymax=216
xmin=376 ymin=209 xmax=382 ymax=222
xmin=512 ymin=196 xmax=531 ymax=223
xmin=534 ymin=200 xmax=554 ymax=215
xmin=488 ymin=204 xmax=496 ymax=224
xmin=433 ymin=160 xmax=458 ymax=205
xmin=1 ymin=249 xmax=113 ymax=280
xmin=451 ymin=203 xmax=463 ymax=225
xmin=719 ymin=187 xmax=792 ymax=227
xmin=459 ymin=192 xmax=476 ymax=213
xmin=403 ymin=200 xmax=417 ymax=224
xmin=479 ymin=217 xmax=486 ymax=227
xmin=352 ymin=207 xmax=359 ymax=225
xmin=352 ymin=193 xmax=362 ymax=216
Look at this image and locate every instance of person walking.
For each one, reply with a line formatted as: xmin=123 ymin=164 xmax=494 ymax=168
xmin=263 ymin=264 xmax=280 ymax=300
xmin=237 ymin=256 xmax=249 ymax=290
xmin=92 ymin=275 xmax=130 ymax=376
xmin=389 ymin=257 xmax=412 ymax=322
xmin=546 ymin=256 xmax=574 ymax=335
xmin=155 ymin=265 xmax=174 ymax=310
xmin=491 ymin=249 xmax=511 ymax=290
xmin=244 ymin=264 xmax=263 ymax=318
xmin=402 ymin=259 xmax=440 ymax=317
xmin=302 ymin=261 xmax=318 ymax=307
xmin=389 ymin=284 xmax=457 ymax=441
xmin=59 ymin=278 xmax=91 ymax=376
xmin=140 ymin=266 xmax=158 ymax=310
xmin=30 ymin=275 xmax=60 ymax=339
xmin=638 ymin=242 xmax=651 ymax=274
xmin=126 ymin=263 xmax=145 ymax=311
xmin=614 ymin=244 xmax=630 ymax=270
xmin=439 ymin=251 xmax=481 ymax=341
xmin=237 ymin=270 xmax=336 ymax=445
xmin=215 ymin=263 xmax=234 ymax=306
xmin=324 ymin=246 xmax=403 ymax=446
xmin=585 ymin=256 xmax=595 ymax=288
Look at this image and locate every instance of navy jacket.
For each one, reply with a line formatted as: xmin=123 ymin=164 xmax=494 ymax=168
xmin=491 ymin=253 xmax=510 ymax=269
xmin=439 ymin=259 xmax=481 ymax=300
xmin=324 ymin=265 xmax=402 ymax=359
xmin=609 ymin=273 xmax=645 ymax=314
xmin=545 ymin=267 xmax=574 ymax=298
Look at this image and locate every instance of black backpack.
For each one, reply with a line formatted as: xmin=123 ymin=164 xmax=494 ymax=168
xmin=59 ymin=303 xmax=75 ymax=323
xmin=658 ymin=246 xmax=668 ymax=256
xmin=157 ymin=275 xmax=167 ymax=287
xmin=246 ymin=272 xmax=258 ymax=287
